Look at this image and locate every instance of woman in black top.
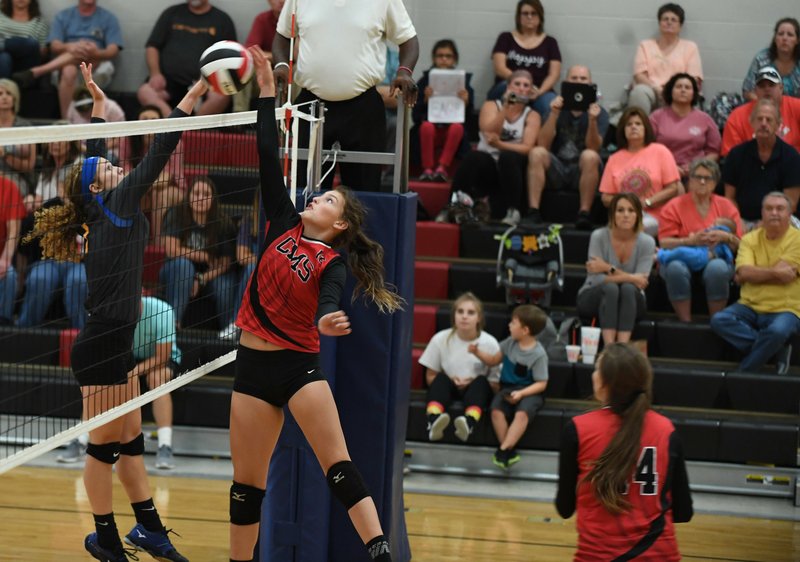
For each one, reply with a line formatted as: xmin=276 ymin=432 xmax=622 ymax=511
xmin=25 ymin=63 xmax=205 ymax=562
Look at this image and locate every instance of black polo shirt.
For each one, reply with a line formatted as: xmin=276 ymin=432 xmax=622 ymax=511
xmin=723 ymin=137 xmax=800 ymax=221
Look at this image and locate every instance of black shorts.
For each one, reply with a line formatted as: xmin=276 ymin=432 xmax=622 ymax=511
xmin=233 ymin=345 xmax=325 ymax=407
xmin=71 ymin=317 xmax=136 ymax=386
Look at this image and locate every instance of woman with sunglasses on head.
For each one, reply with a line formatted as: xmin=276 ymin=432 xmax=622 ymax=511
xmin=555 ymin=343 xmax=693 ymax=561
xmin=229 ymin=47 xmax=403 ymax=562
xmin=25 ymin=62 xmax=206 ymax=562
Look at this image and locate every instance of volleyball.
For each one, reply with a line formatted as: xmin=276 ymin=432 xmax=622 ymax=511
xmin=199 ymin=40 xmax=254 ymax=95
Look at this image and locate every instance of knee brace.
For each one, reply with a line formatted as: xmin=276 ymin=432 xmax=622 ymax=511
xmin=326 ymin=460 xmax=370 ymax=510
xmin=229 ymin=481 xmax=265 ymax=526
xmin=119 ymin=433 xmax=144 ymax=456
xmin=86 ymin=441 xmax=121 ymax=464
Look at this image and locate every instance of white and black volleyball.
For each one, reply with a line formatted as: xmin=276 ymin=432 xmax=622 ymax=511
xmin=199 ymin=41 xmax=254 ymax=95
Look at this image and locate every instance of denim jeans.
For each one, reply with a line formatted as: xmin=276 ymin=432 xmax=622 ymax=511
xmin=0 ymin=264 xmax=17 ymax=323
xmin=17 ymin=260 xmax=87 ymax=328
xmin=660 ymin=258 xmax=734 ymax=303
xmin=0 ymin=36 xmax=41 ymax=78
xmin=159 ymin=257 xmax=239 ymax=328
xmin=710 ymin=302 xmax=800 ymax=371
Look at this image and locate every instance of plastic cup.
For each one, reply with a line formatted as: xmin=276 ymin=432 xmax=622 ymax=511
xmin=566 ymin=345 xmax=581 ymax=363
xmin=582 ymin=354 xmax=596 ymax=365
xmin=581 ymin=326 xmax=601 ymax=359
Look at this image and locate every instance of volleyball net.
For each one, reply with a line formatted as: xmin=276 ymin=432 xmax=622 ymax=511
xmin=0 ymin=106 xmax=326 ymax=474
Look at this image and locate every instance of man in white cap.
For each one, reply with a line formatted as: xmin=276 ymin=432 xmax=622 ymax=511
xmin=721 ymin=66 xmax=800 ymax=156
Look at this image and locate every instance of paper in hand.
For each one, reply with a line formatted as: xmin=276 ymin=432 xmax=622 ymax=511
xmin=427 ymin=69 xmax=466 ymax=124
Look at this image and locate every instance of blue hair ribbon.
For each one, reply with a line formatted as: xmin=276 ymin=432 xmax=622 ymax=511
xmin=80 ymin=156 xmax=100 ymax=202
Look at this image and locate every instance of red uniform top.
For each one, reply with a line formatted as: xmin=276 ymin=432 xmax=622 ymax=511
xmin=236 ymin=97 xmax=346 ymax=353
xmin=556 ymin=408 xmax=693 ymax=562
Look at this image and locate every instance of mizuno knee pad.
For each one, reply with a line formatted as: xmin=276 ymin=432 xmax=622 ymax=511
xmin=326 ymin=460 xmax=370 ymax=510
xmin=230 ymin=481 xmax=266 ymax=526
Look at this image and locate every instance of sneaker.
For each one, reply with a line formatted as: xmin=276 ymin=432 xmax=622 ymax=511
xmin=433 ymin=167 xmax=450 ymax=183
xmin=519 ymin=208 xmax=543 ymax=228
xmin=434 ymin=208 xmax=450 ymax=223
xmin=492 ymin=448 xmax=509 ymax=469
xmin=57 ymin=438 xmax=86 ymax=463
xmin=218 ymin=321 xmax=239 ymax=341
xmin=84 ymin=533 xmax=132 ymax=562
xmin=501 ymin=207 xmax=521 ymax=227
xmin=427 ymin=412 xmax=450 ymax=441
xmin=419 ymin=169 xmax=435 ymax=182
xmin=506 ymin=448 xmax=521 ymax=467
xmin=575 ymin=210 xmax=594 ymax=231
xmin=11 ymin=69 xmax=35 ymax=89
xmin=124 ymin=524 xmax=188 ymax=562
xmin=453 ymin=415 xmax=473 ymax=442
xmin=775 ymin=344 xmax=793 ymax=375
xmin=155 ymin=445 xmax=176 ymax=470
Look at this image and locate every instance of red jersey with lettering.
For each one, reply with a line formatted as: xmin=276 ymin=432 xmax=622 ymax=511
xmin=235 ymin=97 xmax=344 ymax=353
xmin=572 ymin=409 xmax=680 ymax=561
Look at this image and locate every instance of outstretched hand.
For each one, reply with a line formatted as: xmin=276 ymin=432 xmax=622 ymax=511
xmin=248 ymin=45 xmax=276 ymax=98
xmin=80 ymin=62 xmax=104 ymax=102
xmin=318 ymin=310 xmax=352 ymax=337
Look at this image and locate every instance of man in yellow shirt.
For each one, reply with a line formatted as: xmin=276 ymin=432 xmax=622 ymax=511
xmin=711 ymin=192 xmax=800 ymax=373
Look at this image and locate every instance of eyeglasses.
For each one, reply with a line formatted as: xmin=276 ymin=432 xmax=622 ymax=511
xmin=660 ymin=15 xmax=680 ymax=23
xmin=520 ymin=11 xmax=539 ymax=17
xmin=690 ymin=174 xmax=715 ymax=183
xmin=434 ymin=53 xmax=455 ymax=59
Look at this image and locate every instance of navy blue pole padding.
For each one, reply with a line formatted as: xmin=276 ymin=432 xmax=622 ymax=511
xmin=259 ymin=192 xmax=416 ymax=562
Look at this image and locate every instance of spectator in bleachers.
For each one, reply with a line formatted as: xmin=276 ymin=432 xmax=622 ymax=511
xmin=419 ymin=292 xmax=499 ymax=444
xmin=66 ymin=85 xmax=124 ymax=124
xmin=16 ymin=142 xmax=88 ymax=330
xmin=233 ymin=0 xmax=283 ymax=113
xmin=743 ymin=18 xmax=800 ymax=101
xmin=159 ymin=176 xmax=238 ymax=330
xmin=0 ymin=0 xmax=48 ymax=79
xmin=273 ymin=0 xmax=419 ymax=192
xmin=599 ymin=107 xmax=682 ymax=237
xmin=526 ymin=64 xmax=608 ymax=229
xmin=14 ymin=0 xmax=122 ymax=119
xmin=131 ymin=295 xmax=182 ymax=470
xmin=629 ymin=3 xmax=702 ymax=114
xmin=413 ymin=39 xmax=473 ymax=183
xmin=0 ymin=78 xmax=35 ymax=195
xmin=650 ymin=73 xmax=720 ymax=182
xmin=0 ymin=175 xmax=23 ymax=325
xmin=470 ymin=304 xmax=548 ymax=470
xmin=489 ymin=0 xmax=560 ymax=122
xmin=657 ymin=159 xmax=742 ymax=322
xmin=723 ymin=99 xmax=800 ymax=229
xmin=138 ymin=0 xmax=237 ymax=117
xmin=451 ymin=70 xmax=540 ymax=226
xmin=577 ymin=193 xmax=656 ymax=346
xmin=219 ymin=197 xmax=259 ymax=340
xmin=119 ymin=105 xmax=186 ymax=244
xmin=711 ymin=192 xmax=800 ymax=374
xmin=721 ymin=66 xmax=800 ymax=157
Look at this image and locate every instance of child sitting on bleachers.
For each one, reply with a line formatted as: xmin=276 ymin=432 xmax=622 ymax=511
xmin=657 ymin=217 xmax=736 ymax=272
xmin=469 ymin=304 xmax=548 ymax=469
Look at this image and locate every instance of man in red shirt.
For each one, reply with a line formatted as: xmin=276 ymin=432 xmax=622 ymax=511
xmin=721 ymin=66 xmax=800 ymax=156
xmin=0 ymin=177 xmax=25 ymax=324
xmin=233 ymin=0 xmax=285 ymax=113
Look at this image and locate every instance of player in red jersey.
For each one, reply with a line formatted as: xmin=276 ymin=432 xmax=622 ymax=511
xmin=555 ymin=343 xmax=693 ymax=561
xmin=228 ymin=47 xmax=403 ymax=562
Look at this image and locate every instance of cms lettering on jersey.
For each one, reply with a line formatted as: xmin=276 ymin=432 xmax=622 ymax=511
xmin=276 ymin=236 xmax=313 ymax=282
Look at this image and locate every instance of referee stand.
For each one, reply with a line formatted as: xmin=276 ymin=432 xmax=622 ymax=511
xmin=259 ymin=98 xmax=416 ymax=562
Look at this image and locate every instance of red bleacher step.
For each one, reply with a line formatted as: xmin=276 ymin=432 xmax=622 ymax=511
xmin=413 ymin=304 xmax=438 ymax=345
xmin=415 ymin=221 xmax=460 ymax=258
xmin=409 ymin=180 xmax=450 ymax=217
xmin=411 ymin=348 xmax=424 ymax=389
xmin=414 ymin=261 xmax=449 ymax=300
xmin=59 ymin=328 xmax=81 ymax=367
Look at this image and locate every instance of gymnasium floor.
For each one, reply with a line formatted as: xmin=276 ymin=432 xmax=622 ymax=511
xmin=2 ymin=443 xmax=798 ymax=562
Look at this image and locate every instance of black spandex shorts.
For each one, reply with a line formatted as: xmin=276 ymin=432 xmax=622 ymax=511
xmin=71 ymin=316 xmax=136 ymax=386
xmin=233 ymin=345 xmax=326 ymax=407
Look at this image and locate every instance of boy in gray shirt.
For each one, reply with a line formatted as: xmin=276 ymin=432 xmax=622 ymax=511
xmin=470 ymin=304 xmax=549 ymax=469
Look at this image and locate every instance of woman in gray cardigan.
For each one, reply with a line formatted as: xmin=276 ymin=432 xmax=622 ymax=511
xmin=576 ymin=193 xmax=656 ymax=345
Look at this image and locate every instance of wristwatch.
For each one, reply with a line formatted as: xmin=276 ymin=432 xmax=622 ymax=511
xmin=608 ymin=266 xmax=617 ymax=275
xmin=644 ymin=198 xmax=653 ymax=208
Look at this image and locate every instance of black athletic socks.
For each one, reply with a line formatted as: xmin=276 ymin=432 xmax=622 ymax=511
xmin=93 ymin=512 xmax=121 ymax=550
xmin=131 ymin=498 xmax=165 ymax=532
xmin=366 ymin=535 xmax=392 ymax=561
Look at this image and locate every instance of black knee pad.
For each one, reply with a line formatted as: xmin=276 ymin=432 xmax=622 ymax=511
xmin=326 ymin=460 xmax=370 ymax=510
xmin=120 ymin=433 xmax=144 ymax=456
xmin=230 ymin=481 xmax=265 ymax=526
xmin=86 ymin=442 xmax=121 ymax=464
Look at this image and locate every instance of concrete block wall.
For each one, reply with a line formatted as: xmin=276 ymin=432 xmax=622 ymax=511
xmin=40 ymin=0 xmax=799 ymax=106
